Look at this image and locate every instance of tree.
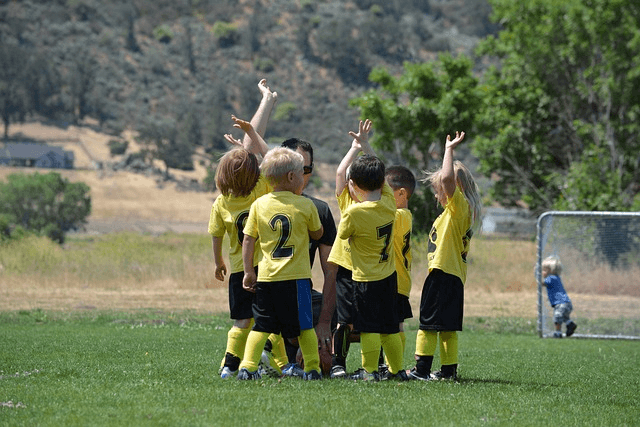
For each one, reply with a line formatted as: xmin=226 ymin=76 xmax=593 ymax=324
xmin=136 ymin=116 xmax=194 ymax=174
xmin=0 ymin=43 xmax=31 ymax=138
xmin=474 ymin=0 xmax=640 ymax=213
xmin=0 ymin=172 xmax=91 ymax=243
xmin=350 ymin=54 xmax=481 ymax=232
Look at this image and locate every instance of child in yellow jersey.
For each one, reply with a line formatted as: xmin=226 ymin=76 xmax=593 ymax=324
xmin=408 ymin=131 xmax=482 ymax=381
xmin=208 ymin=79 xmax=288 ymax=379
xmin=377 ymin=165 xmax=416 ymax=378
xmin=331 ymin=119 xmax=408 ymax=381
xmin=237 ymin=147 xmax=324 ymax=380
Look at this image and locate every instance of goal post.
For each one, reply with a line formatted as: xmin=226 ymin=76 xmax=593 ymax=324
xmin=536 ymin=211 xmax=640 ymax=340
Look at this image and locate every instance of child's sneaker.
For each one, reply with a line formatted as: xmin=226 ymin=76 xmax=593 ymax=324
xmin=303 ymin=370 xmax=322 ymax=380
xmin=220 ymin=366 xmax=237 ymax=379
xmin=553 ymin=331 xmax=563 ymax=338
xmin=566 ymin=321 xmax=577 ymax=337
xmin=281 ymin=362 xmax=305 ymax=378
xmin=378 ymin=364 xmax=389 ymax=379
xmin=329 ymin=365 xmax=347 ymax=379
xmin=259 ymin=350 xmax=281 ymax=377
xmin=236 ymin=368 xmax=262 ymax=380
xmin=349 ymin=368 xmax=380 ymax=381
xmin=430 ymin=367 xmax=457 ymax=381
xmin=407 ymin=367 xmax=432 ymax=381
xmin=383 ymin=369 xmax=409 ymax=381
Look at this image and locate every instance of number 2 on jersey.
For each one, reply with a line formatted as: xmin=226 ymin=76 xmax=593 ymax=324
xmin=270 ymin=214 xmax=294 ymax=259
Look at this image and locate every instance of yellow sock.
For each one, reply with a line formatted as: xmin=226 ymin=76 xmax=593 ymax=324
xmin=268 ymin=334 xmax=289 ymax=370
xmin=439 ymin=331 xmax=458 ymax=365
xmin=381 ymin=333 xmax=403 ymax=374
xmin=415 ymin=330 xmax=437 ymax=357
xmin=298 ymin=328 xmax=320 ymax=373
xmin=360 ymin=333 xmax=381 ymax=373
xmin=239 ymin=331 xmax=269 ymax=372
xmin=221 ymin=325 xmax=252 ymax=368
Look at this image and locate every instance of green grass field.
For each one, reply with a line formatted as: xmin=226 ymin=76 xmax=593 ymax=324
xmin=1 ymin=310 xmax=638 ymax=426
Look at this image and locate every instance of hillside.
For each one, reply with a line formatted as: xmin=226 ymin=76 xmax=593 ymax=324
xmin=0 ymin=0 xmax=497 ymax=165
xmin=1 ymin=121 xmax=340 ymax=234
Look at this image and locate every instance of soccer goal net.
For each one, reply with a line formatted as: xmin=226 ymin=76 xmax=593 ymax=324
xmin=536 ymin=211 xmax=640 ymax=340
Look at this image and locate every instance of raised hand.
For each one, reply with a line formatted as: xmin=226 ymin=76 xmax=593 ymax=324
xmin=347 ymin=119 xmax=372 ymax=150
xmin=258 ymin=78 xmax=277 ymax=103
xmin=231 ymin=115 xmax=254 ymax=134
xmin=223 ymin=133 xmax=242 ymax=147
xmin=445 ymin=131 xmax=465 ymax=150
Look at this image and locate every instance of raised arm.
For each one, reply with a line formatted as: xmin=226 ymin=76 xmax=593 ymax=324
xmin=231 ymin=115 xmax=269 ymax=158
xmin=335 ymin=119 xmax=373 ymax=197
xmin=441 ymin=131 xmax=465 ymax=198
xmin=242 ymin=78 xmax=277 ymax=144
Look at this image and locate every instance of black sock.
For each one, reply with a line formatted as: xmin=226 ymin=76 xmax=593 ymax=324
xmin=441 ymin=364 xmax=457 ymax=377
xmin=331 ymin=323 xmax=351 ymax=367
xmin=415 ymin=355 xmax=433 ymax=376
xmin=224 ymin=352 xmax=241 ymax=371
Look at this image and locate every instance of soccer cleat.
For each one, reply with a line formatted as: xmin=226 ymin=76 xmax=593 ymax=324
xmin=553 ymin=331 xmax=563 ymax=338
xmin=349 ymin=368 xmax=380 ymax=381
xmin=281 ymin=362 xmax=305 ymax=378
xmin=384 ymin=369 xmax=409 ymax=381
xmin=236 ymin=368 xmax=262 ymax=380
xmin=407 ymin=367 xmax=432 ymax=381
xmin=303 ymin=370 xmax=322 ymax=380
xmin=329 ymin=365 xmax=347 ymax=379
xmin=259 ymin=350 xmax=281 ymax=377
xmin=220 ymin=366 xmax=237 ymax=379
xmin=566 ymin=321 xmax=577 ymax=337
xmin=378 ymin=364 xmax=389 ymax=379
xmin=430 ymin=369 xmax=457 ymax=381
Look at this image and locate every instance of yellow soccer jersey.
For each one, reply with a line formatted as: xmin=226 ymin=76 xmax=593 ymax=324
xmin=207 ymin=175 xmax=271 ymax=273
xmin=243 ymin=191 xmax=322 ymax=282
xmin=427 ymin=187 xmax=473 ymax=284
xmin=393 ymin=208 xmax=413 ymax=297
xmin=337 ymin=183 xmax=396 ymax=282
xmin=327 ymin=186 xmax=354 ymax=271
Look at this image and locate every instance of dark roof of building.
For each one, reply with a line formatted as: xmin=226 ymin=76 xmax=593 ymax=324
xmin=0 ymin=142 xmax=72 ymax=159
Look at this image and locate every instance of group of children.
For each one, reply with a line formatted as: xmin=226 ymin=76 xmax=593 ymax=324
xmin=208 ymin=79 xmax=485 ymax=381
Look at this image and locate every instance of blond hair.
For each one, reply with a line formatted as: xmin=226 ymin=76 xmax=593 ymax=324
xmin=542 ymin=256 xmax=563 ymax=276
xmin=424 ymin=160 xmax=482 ymax=233
xmin=260 ymin=147 xmax=304 ymax=186
xmin=215 ymin=148 xmax=260 ymax=197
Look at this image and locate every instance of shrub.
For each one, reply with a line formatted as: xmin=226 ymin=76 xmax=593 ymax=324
xmin=253 ymin=57 xmax=275 ymax=73
xmin=203 ymin=166 xmax=216 ymax=192
xmin=153 ymin=24 xmax=174 ymax=43
xmin=273 ymin=102 xmax=298 ymax=121
xmin=108 ymin=139 xmax=129 ymax=156
xmin=211 ymin=21 xmax=238 ymax=48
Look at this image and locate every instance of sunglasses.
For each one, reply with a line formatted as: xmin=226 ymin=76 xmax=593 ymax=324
xmin=303 ymin=164 xmax=313 ymax=175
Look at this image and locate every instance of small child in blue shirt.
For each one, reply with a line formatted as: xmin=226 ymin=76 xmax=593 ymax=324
xmin=541 ymin=256 xmax=577 ymax=338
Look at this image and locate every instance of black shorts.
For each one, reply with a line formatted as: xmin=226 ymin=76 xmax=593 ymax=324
xmin=335 ymin=266 xmax=356 ymax=325
xmin=396 ymin=294 xmax=413 ymax=322
xmin=419 ymin=269 xmax=464 ymax=331
xmin=353 ymin=272 xmax=399 ymax=334
xmin=228 ymin=270 xmax=255 ymax=320
xmin=252 ymin=279 xmax=314 ymax=339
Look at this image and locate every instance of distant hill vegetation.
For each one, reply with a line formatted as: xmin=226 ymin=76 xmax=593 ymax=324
xmin=0 ymin=0 xmax=497 ymax=166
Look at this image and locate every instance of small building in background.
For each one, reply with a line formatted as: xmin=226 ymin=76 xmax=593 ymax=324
xmin=0 ymin=142 xmax=74 ymax=169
